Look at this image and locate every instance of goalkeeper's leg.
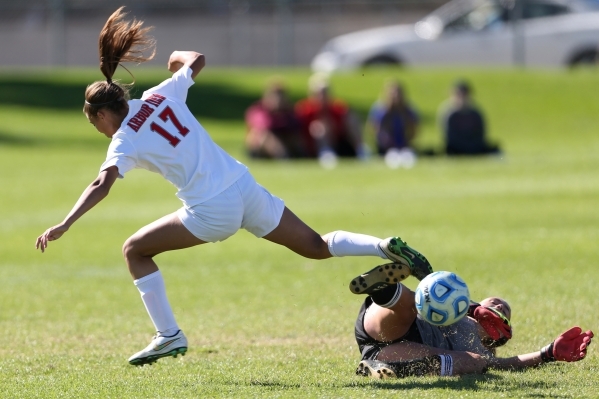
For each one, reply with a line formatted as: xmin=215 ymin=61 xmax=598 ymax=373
xmin=356 ymin=356 xmax=453 ymax=379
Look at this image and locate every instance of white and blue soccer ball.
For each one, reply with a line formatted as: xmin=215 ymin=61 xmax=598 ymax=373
xmin=415 ymin=271 xmax=470 ymax=326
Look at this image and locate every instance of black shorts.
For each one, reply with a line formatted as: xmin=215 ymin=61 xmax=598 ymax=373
xmin=355 ymin=296 xmax=423 ymax=360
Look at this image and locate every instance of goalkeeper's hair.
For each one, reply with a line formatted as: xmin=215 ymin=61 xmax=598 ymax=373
xmin=83 ymin=6 xmax=155 ymax=117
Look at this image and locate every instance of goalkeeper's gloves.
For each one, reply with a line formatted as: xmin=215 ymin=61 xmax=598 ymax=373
xmin=471 ymin=305 xmax=512 ymax=342
xmin=540 ymin=326 xmax=593 ymax=362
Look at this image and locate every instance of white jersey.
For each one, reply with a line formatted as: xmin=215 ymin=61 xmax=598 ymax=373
xmin=100 ymin=66 xmax=248 ymax=207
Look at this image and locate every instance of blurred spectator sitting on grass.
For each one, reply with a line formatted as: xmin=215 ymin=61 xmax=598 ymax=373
xmin=369 ymin=80 xmax=418 ymax=155
xmin=439 ymin=80 xmax=501 ymax=156
xmin=295 ymin=73 xmax=366 ymax=165
xmin=368 ymin=80 xmax=419 ymax=168
xmin=244 ymin=80 xmax=306 ymax=159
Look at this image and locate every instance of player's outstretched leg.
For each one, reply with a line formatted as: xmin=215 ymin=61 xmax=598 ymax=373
xmin=356 ymin=356 xmax=443 ymax=379
xmin=349 ymin=263 xmax=409 ymax=295
xmin=128 ymin=330 xmax=188 ymax=366
xmin=378 ymin=237 xmax=433 ymax=280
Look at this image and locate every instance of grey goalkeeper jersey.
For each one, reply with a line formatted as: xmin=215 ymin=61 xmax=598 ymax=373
xmin=415 ymin=315 xmax=494 ymax=357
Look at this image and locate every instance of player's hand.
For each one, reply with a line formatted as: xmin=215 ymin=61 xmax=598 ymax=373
xmin=35 ymin=224 xmax=69 ymax=253
xmin=542 ymin=326 xmax=594 ymax=362
xmin=448 ymin=351 xmax=489 ymax=375
xmin=473 ymin=306 xmax=512 ymax=341
xmin=466 ymin=352 xmax=489 ymax=375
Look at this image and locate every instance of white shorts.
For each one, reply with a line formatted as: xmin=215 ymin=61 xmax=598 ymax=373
xmin=177 ymin=171 xmax=285 ymax=242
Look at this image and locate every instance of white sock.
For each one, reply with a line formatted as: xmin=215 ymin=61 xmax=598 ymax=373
xmin=439 ymin=355 xmax=454 ymax=376
xmin=327 ymin=231 xmax=387 ymax=258
xmin=379 ymin=284 xmax=403 ymax=308
xmin=134 ymin=271 xmax=179 ymax=336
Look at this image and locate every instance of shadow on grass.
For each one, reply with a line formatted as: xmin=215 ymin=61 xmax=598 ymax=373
xmin=0 ymin=77 xmax=259 ymax=149
xmin=0 ymin=75 xmax=437 ymax=150
xmin=0 ymin=131 xmax=36 ymax=146
xmin=0 ymin=129 xmax=107 ymax=149
xmin=0 ymin=78 xmax=260 ymax=121
xmin=0 ymin=75 xmax=406 ymax=123
xmin=348 ymin=374 xmax=565 ymax=397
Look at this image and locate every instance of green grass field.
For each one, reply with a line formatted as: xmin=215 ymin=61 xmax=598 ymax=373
xmin=1 ymin=66 xmax=598 ymax=398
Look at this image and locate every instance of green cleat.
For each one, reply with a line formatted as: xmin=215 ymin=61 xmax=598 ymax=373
xmin=379 ymin=237 xmax=433 ymax=281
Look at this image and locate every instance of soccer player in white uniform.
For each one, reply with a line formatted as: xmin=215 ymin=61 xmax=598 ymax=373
xmin=34 ymin=7 xmax=433 ymax=366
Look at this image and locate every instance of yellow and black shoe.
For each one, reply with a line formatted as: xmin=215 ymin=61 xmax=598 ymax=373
xmin=349 ymin=263 xmax=409 ymax=295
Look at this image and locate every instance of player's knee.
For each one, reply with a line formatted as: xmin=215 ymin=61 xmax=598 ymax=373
xmin=122 ymin=236 xmax=141 ymax=261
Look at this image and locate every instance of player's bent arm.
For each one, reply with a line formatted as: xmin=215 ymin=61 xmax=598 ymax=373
xmin=35 ymin=166 xmax=119 ymax=252
xmin=167 ymin=51 xmax=205 ymax=79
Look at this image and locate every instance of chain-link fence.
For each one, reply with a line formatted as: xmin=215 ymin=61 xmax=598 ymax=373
xmin=0 ymin=0 xmax=446 ymax=67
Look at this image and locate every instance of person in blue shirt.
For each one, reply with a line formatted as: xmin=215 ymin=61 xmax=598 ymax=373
xmin=368 ymin=80 xmax=419 ymax=156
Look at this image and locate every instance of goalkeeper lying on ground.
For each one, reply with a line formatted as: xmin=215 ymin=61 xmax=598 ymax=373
xmin=349 ymin=245 xmax=594 ymax=378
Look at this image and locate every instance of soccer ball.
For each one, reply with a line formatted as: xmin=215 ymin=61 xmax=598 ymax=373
xmin=415 ymin=271 xmax=470 ymax=326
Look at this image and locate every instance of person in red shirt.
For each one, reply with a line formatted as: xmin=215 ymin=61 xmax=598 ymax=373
xmin=295 ymin=74 xmax=365 ymax=162
xmin=245 ymin=81 xmax=306 ymax=159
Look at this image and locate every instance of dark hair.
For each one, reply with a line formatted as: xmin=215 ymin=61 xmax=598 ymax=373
xmin=454 ymin=80 xmax=471 ymax=95
xmin=83 ymin=6 xmax=155 ymax=116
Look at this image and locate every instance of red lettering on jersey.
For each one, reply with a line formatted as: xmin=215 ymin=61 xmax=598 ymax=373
xmin=145 ymin=94 xmax=166 ymax=107
xmin=126 ymin=103 xmax=155 ymax=132
xmin=149 ymin=106 xmax=191 ymax=147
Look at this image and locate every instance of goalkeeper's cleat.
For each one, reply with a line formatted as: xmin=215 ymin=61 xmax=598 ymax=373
xmin=349 ymin=263 xmax=409 ymax=295
xmin=128 ymin=330 xmax=188 ymax=366
xmin=356 ymin=359 xmax=399 ymax=379
xmin=379 ymin=237 xmax=433 ymax=281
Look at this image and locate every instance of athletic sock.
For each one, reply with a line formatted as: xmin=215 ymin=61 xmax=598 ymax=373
xmin=438 ymin=355 xmax=454 ymax=376
xmin=370 ymin=284 xmax=402 ymax=308
xmin=327 ymin=231 xmax=387 ymax=258
xmin=134 ymin=270 xmax=179 ymax=336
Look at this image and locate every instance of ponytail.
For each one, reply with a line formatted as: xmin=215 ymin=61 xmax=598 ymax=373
xmin=84 ymin=6 xmax=156 ymax=116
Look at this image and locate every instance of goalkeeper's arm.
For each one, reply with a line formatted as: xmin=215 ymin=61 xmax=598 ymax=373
xmin=488 ymin=326 xmax=593 ymax=371
xmin=486 ymin=351 xmax=543 ymax=371
xmin=383 ymin=346 xmax=544 ymax=374
xmin=379 ymin=342 xmax=587 ymax=378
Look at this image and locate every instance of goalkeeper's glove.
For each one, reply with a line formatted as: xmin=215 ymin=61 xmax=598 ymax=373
xmin=540 ymin=326 xmax=594 ymax=362
xmin=471 ymin=305 xmax=512 ymax=341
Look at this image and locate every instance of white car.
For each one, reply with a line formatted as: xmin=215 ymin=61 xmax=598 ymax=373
xmin=311 ymin=0 xmax=599 ymax=71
